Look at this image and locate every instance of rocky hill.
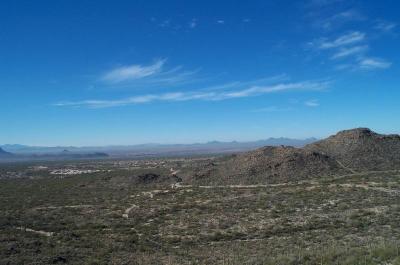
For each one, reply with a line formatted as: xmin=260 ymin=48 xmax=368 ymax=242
xmin=183 ymin=128 xmax=400 ymax=184
xmin=305 ymin=128 xmax=400 ymax=171
xmin=184 ymin=146 xmax=350 ymax=185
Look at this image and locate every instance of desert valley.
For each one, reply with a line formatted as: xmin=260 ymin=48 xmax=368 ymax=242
xmin=1 ymin=128 xmax=400 ymax=264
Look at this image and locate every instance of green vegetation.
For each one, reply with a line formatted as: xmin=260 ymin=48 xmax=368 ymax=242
xmin=1 ymin=160 xmax=400 ymax=264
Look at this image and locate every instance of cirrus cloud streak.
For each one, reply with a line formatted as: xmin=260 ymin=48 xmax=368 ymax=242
xmin=55 ymin=80 xmax=329 ymax=108
xmin=102 ymin=59 xmax=166 ymax=83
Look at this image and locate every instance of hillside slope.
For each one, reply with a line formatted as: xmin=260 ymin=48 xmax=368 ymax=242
xmin=184 ymin=146 xmax=350 ymax=185
xmin=305 ymin=128 xmax=400 ymax=171
xmin=183 ymin=128 xmax=400 ymax=185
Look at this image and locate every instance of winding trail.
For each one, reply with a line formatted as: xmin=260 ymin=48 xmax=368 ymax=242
xmin=15 ymin=227 xmax=54 ymax=237
xmin=34 ymin=204 xmax=93 ymax=210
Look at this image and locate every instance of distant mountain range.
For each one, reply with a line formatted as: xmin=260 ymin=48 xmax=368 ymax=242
xmin=0 ymin=146 xmax=108 ymax=162
xmin=0 ymin=137 xmax=317 ymax=159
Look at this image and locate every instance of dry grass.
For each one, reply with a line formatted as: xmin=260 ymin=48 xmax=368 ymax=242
xmin=0 ymin=161 xmax=400 ymax=264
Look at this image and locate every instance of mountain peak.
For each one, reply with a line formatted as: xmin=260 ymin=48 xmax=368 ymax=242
xmin=186 ymin=128 xmax=400 ymax=185
xmin=305 ymin=128 xmax=400 ymax=170
xmin=334 ymin=128 xmax=377 ymax=138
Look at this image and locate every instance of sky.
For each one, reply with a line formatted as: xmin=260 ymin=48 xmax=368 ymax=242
xmin=0 ymin=0 xmax=399 ymax=146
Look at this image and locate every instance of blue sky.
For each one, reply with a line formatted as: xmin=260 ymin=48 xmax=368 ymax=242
xmin=1 ymin=0 xmax=399 ymax=146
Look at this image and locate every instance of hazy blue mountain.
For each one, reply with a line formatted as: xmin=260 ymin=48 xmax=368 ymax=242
xmin=0 ymin=147 xmax=13 ymax=157
xmin=1 ymin=137 xmax=317 ymax=158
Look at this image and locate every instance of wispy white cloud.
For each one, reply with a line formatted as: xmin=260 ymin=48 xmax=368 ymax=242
xmin=358 ymin=57 xmax=392 ymax=70
xmin=310 ymin=29 xmax=391 ymax=71
xmin=318 ymin=31 xmax=365 ymax=49
xmin=201 ymin=74 xmax=290 ymax=92
xmin=100 ymin=59 xmax=199 ymax=87
xmin=102 ymin=59 xmax=166 ymax=83
xmin=55 ymin=80 xmax=329 ymax=108
xmin=306 ymin=3 xmax=392 ymax=72
xmin=319 ymin=10 xmax=366 ymax=30
xmin=374 ymin=21 xmax=397 ymax=33
xmin=331 ymin=45 xmax=368 ymax=59
xmin=304 ymin=99 xmax=320 ymax=107
xmin=335 ymin=57 xmax=392 ymax=71
xmin=141 ymin=66 xmax=199 ymax=85
xmin=215 ymin=81 xmax=326 ymax=99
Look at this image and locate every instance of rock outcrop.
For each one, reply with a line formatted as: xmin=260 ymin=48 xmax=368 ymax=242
xmin=305 ymin=128 xmax=400 ymax=171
